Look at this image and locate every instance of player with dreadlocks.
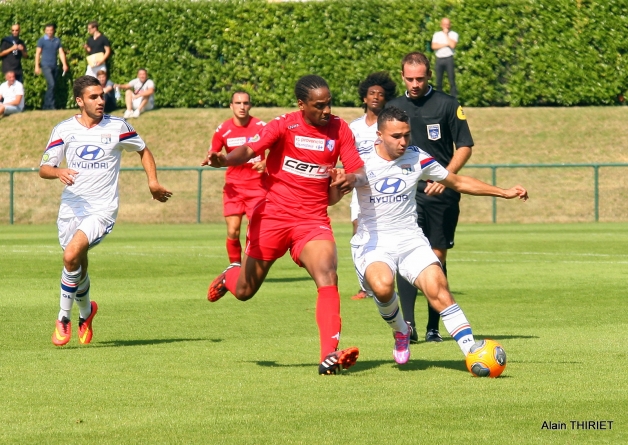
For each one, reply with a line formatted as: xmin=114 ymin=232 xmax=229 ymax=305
xmin=347 ymin=71 xmax=397 ymax=300
xmin=207 ymin=75 xmax=367 ymax=375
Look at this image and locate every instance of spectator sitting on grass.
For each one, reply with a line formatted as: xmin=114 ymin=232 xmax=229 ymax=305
xmin=115 ymin=68 xmax=155 ymax=118
xmin=0 ymin=70 xmax=24 ymax=118
xmin=96 ymin=69 xmax=116 ymax=113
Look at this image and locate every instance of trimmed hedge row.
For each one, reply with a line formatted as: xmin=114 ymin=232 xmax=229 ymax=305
xmin=1 ymin=0 xmax=627 ymax=108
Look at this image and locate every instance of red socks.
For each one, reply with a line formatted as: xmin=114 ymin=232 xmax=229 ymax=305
xmin=316 ymin=285 xmax=341 ymax=362
xmin=226 ymin=238 xmax=242 ymax=263
xmin=224 ymin=265 xmax=240 ymax=295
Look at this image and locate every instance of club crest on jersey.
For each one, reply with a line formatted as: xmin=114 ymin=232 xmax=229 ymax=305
xmin=248 ymin=134 xmax=260 ymax=143
xmin=295 ymin=136 xmax=325 ymax=151
xmin=326 ymin=139 xmax=335 ymax=152
xmin=375 ymin=177 xmax=406 ymax=194
xmin=76 ymin=145 xmax=105 ymax=161
xmin=401 ymin=164 xmax=414 ymax=175
xmin=427 ymin=124 xmax=441 ymax=141
xmin=101 ymin=134 xmax=111 ymax=144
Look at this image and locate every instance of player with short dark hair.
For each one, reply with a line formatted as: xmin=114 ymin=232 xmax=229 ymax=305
xmin=40 ymin=75 xmax=172 ymax=347
xmin=386 ymin=51 xmax=474 ymax=344
xmin=207 ymin=75 xmax=367 ymax=375
xmin=348 ymin=71 xmax=396 ymax=300
xmin=352 ymin=106 xmax=527 ymax=364
xmin=202 ymin=91 xmax=266 ymax=263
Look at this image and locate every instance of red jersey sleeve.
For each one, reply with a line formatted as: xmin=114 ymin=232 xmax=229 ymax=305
xmin=209 ymin=125 xmax=225 ymax=153
xmin=337 ymin=121 xmax=363 ymax=173
xmin=248 ymin=117 xmax=284 ymax=156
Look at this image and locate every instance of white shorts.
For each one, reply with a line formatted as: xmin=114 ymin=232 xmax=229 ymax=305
xmin=349 ymin=189 xmax=360 ymax=222
xmin=132 ymin=97 xmax=154 ymax=112
xmin=57 ymin=214 xmax=115 ymax=250
xmin=2 ymin=104 xmax=23 ymax=115
xmin=351 ymin=235 xmax=440 ymax=294
xmin=85 ymin=63 xmax=107 ymax=78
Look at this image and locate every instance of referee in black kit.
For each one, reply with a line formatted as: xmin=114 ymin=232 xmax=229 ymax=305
xmin=386 ymin=51 xmax=474 ymax=343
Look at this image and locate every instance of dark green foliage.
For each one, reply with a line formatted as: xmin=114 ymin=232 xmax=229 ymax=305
xmin=2 ymin=0 xmax=627 ymax=108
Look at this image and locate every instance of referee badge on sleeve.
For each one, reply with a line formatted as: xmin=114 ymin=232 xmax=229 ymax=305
xmin=427 ymin=124 xmax=441 ymax=141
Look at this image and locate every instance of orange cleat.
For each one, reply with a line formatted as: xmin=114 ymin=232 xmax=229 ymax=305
xmin=351 ymin=290 xmax=369 ymax=300
xmin=207 ymin=262 xmax=239 ymax=302
xmin=52 ymin=317 xmax=72 ymax=346
xmin=78 ymin=301 xmax=98 ymax=345
xmin=318 ymin=347 xmax=360 ymax=375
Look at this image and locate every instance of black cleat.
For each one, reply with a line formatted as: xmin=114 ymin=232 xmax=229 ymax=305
xmin=318 ymin=347 xmax=359 ymax=375
xmin=425 ymin=329 xmax=443 ymax=343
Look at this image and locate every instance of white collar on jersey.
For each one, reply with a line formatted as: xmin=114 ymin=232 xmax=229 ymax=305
xmin=405 ymin=86 xmax=433 ymax=99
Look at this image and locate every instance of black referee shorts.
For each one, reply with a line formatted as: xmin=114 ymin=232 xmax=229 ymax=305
xmin=415 ymin=189 xmax=460 ymax=250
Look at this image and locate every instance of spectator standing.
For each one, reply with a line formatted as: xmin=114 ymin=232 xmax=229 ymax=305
xmin=96 ymin=69 xmax=117 ymax=113
xmin=431 ymin=17 xmax=458 ymax=98
xmin=115 ymin=68 xmax=155 ymax=118
xmin=84 ymin=21 xmax=111 ymax=78
xmin=0 ymin=70 xmax=25 ymax=118
xmin=0 ymin=24 xmax=28 ymax=84
xmin=35 ymin=23 xmax=68 ymax=110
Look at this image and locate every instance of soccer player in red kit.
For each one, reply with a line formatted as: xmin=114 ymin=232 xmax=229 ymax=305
xmin=205 ymin=91 xmax=266 ymax=263
xmin=207 ymin=75 xmax=367 ymax=375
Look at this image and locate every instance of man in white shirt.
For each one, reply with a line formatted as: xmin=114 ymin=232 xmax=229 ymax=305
xmin=351 ymin=106 xmax=528 ymax=365
xmin=431 ymin=17 xmax=458 ymax=98
xmin=115 ymin=68 xmax=155 ymax=118
xmin=0 ymin=70 xmax=24 ymax=117
xmin=348 ymin=72 xmax=397 ymax=300
xmin=40 ymin=75 xmax=172 ymax=347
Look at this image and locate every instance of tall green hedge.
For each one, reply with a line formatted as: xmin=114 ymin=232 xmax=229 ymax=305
xmin=1 ymin=0 xmax=627 ymax=108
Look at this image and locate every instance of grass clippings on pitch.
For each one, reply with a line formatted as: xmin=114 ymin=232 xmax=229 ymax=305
xmin=1 ymin=222 xmax=626 ymax=444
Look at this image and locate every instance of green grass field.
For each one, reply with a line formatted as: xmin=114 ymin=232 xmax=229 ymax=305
xmin=1 ymin=222 xmax=626 ymax=444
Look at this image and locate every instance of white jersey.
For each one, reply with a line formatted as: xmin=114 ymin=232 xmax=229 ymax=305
xmin=349 ymin=114 xmax=378 ymax=155
xmin=351 ymin=145 xmax=449 ymax=246
xmin=40 ymin=115 xmax=146 ymax=219
xmin=349 ymin=115 xmax=379 ymax=220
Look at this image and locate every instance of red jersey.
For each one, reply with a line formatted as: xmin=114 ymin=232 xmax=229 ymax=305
xmin=248 ymin=111 xmax=363 ymax=220
xmin=210 ymin=117 xmax=266 ymax=185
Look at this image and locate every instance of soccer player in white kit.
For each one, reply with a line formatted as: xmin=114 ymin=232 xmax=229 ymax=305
xmin=348 ymin=72 xmax=397 ymax=300
xmin=351 ymin=107 xmax=528 ymax=364
xmin=40 ymin=75 xmax=172 ymax=347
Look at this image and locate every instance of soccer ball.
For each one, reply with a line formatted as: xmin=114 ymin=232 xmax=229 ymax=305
xmin=465 ymin=339 xmax=507 ymax=378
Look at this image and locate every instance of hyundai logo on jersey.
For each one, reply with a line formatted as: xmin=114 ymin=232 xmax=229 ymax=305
xmin=76 ymin=145 xmax=105 ymax=161
xmin=375 ymin=177 xmax=406 ymax=194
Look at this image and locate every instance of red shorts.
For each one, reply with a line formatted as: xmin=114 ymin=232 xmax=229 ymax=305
xmin=245 ymin=201 xmax=335 ymax=267
xmin=223 ymin=182 xmax=266 ymax=219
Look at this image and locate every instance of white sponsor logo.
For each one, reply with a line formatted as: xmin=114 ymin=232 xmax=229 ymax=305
xmin=295 ymin=136 xmax=325 ymax=151
xmin=226 ymin=137 xmax=247 ymax=147
xmin=282 ymin=155 xmax=330 ymax=179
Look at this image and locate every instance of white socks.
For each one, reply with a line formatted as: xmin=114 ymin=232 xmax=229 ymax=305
xmin=374 ymin=293 xmax=408 ymax=333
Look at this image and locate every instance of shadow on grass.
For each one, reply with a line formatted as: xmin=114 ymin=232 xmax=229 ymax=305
xmin=264 ymin=277 xmax=310 ymax=283
xmin=95 ymin=338 xmax=219 ymax=348
xmin=252 ymin=358 xmax=468 ymax=373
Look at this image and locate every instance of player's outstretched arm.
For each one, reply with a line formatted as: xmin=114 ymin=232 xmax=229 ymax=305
xmin=330 ymin=167 xmax=367 ymax=194
xmin=138 ymin=148 xmax=172 ymax=202
xmin=328 ymin=168 xmax=347 ymax=205
xmin=39 ymin=165 xmax=78 ymax=186
xmin=440 ymin=173 xmax=528 ymax=201
xmin=208 ymin=145 xmax=256 ymax=168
